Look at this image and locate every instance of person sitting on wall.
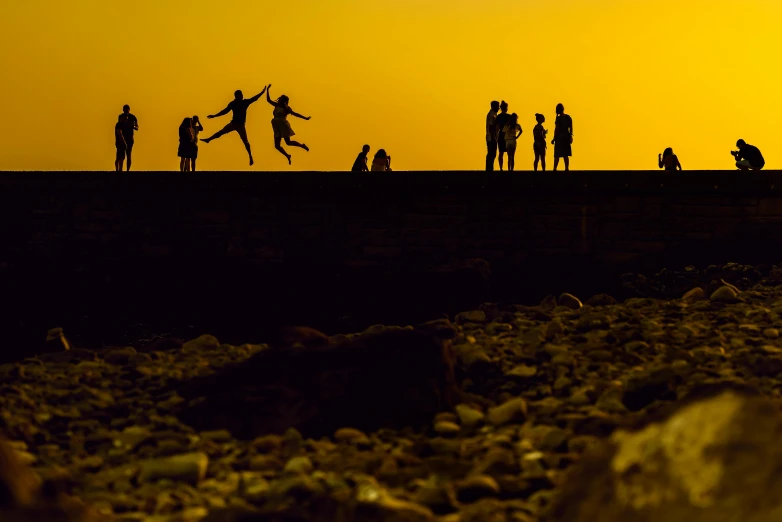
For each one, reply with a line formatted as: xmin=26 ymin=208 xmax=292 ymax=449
xmin=658 ymin=147 xmax=682 ymax=171
xmin=352 ymin=144 xmax=370 ymax=172
xmin=731 ymin=139 xmax=765 ymax=171
xmin=371 ymin=149 xmax=391 ymax=171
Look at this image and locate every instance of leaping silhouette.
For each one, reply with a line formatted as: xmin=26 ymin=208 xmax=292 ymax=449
xmin=266 ymin=85 xmax=310 ymax=165
xmin=201 ymin=87 xmax=267 ymax=166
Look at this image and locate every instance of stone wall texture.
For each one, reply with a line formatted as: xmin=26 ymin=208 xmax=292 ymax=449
xmin=1 ymin=170 xmax=781 ymax=347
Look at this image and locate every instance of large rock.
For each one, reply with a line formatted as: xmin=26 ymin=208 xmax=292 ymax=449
xmin=547 ymin=386 xmax=782 ymax=522
xmin=175 ymin=326 xmax=459 ymax=439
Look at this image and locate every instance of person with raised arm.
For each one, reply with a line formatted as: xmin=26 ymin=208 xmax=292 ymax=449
xmin=201 ymin=86 xmax=268 ymax=166
xmin=265 ymin=84 xmax=310 ymax=165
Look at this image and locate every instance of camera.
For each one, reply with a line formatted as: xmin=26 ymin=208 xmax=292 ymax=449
xmin=730 ymin=150 xmax=738 ymax=157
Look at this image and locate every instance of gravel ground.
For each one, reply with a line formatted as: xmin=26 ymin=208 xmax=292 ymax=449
xmin=3 ymin=262 xmax=782 ymax=521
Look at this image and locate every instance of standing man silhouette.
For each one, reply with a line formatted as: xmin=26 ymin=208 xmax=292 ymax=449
xmin=120 ymin=105 xmax=139 ymax=171
xmin=495 ymin=101 xmax=510 ymax=171
xmin=201 ymin=87 xmax=268 ymax=166
xmin=486 ymin=100 xmax=500 ymax=171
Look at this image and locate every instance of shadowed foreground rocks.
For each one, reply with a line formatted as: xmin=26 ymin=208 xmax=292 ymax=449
xmin=175 ymin=325 xmax=460 ymax=439
xmin=547 ymin=386 xmax=782 ymax=522
xmin=0 ymin=437 xmax=107 ymax=521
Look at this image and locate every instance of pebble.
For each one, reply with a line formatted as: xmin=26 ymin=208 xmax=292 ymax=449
xmin=455 ymin=404 xmax=485 ymax=430
xmin=682 ymin=287 xmax=706 ymax=301
xmin=283 ymin=455 xmax=314 ymax=474
xmin=710 ymin=285 xmax=739 ymax=302
xmin=558 ymin=293 xmax=583 ymax=310
xmin=455 ymin=475 xmax=501 ymax=503
xmin=139 ymin=452 xmax=209 ymax=486
xmin=434 ymin=421 xmax=461 ymax=436
xmin=486 ymin=398 xmax=528 ymax=427
xmin=334 ymin=427 xmax=371 ymax=446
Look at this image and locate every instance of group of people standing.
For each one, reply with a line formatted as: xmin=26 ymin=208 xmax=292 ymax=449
xmin=116 ymin=84 xmax=311 ymax=170
xmin=486 ymin=101 xmax=573 ymax=172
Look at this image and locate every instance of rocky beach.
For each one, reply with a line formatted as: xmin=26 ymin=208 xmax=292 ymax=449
xmin=4 ymin=262 xmax=782 ymax=521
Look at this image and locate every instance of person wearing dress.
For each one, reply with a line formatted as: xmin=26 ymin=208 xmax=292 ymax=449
xmin=371 ymin=149 xmax=391 ymax=171
xmin=190 ymin=116 xmax=204 ymax=171
xmin=552 ymin=103 xmax=573 ymax=171
xmin=658 ymin=148 xmax=682 ymax=171
xmin=533 ymin=113 xmax=548 ymax=171
xmin=502 ymin=113 xmax=522 ymax=172
xmin=178 ymin=117 xmax=194 ymax=172
xmin=265 ymin=84 xmax=310 ymax=165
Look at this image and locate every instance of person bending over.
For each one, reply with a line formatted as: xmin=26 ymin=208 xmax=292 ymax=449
xmin=352 ymin=144 xmax=370 ymax=172
xmin=731 ymin=139 xmax=765 ymax=171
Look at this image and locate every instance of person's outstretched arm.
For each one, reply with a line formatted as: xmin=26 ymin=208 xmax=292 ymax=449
xmin=208 ymin=103 xmax=232 ymax=119
xmin=266 ymin=85 xmax=278 ymax=107
xmin=247 ymin=86 xmax=268 ymax=104
xmin=290 ymin=109 xmax=310 ymax=120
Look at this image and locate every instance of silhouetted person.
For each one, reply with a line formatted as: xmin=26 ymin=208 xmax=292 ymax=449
xmin=371 ymin=149 xmax=391 ymax=172
xmin=495 ymin=101 xmax=510 ymax=170
xmin=352 ymin=144 xmax=370 ymax=172
xmin=502 ymin=113 xmax=522 ymax=172
xmin=178 ymin=117 xmax=194 ymax=172
xmin=552 ymin=103 xmax=573 ymax=171
xmin=114 ymin=115 xmax=128 ymax=172
xmin=533 ymin=113 xmax=548 ymax=171
xmin=732 ymin=139 xmax=765 ymax=170
xmin=120 ymin=104 xmax=139 ymax=171
xmin=486 ymin=100 xmax=500 ymax=171
xmin=266 ymin=85 xmax=310 ymax=165
xmin=658 ymin=147 xmax=682 ymax=171
xmin=190 ymin=115 xmax=203 ymax=171
xmin=202 ymin=86 xmax=268 ymax=166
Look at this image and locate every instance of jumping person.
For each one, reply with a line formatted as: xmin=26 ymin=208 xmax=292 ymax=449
xmin=114 ymin=114 xmax=128 ymax=172
xmin=266 ymin=85 xmax=310 ymax=165
xmin=533 ymin=113 xmax=548 ymax=171
xmin=352 ymin=144 xmax=371 ymax=172
xmin=495 ymin=101 xmax=510 ymax=171
xmin=552 ymin=103 xmax=573 ymax=171
xmin=502 ymin=113 xmax=522 ymax=172
xmin=120 ymin=104 xmax=139 ymax=171
xmin=658 ymin=148 xmax=682 ymax=171
xmin=201 ymin=86 xmax=268 ymax=166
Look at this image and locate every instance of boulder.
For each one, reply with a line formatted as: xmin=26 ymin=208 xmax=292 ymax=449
xmin=547 ymin=386 xmax=782 ymax=522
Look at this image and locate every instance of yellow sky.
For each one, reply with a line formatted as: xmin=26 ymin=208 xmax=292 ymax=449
xmin=1 ymin=0 xmax=780 ymax=171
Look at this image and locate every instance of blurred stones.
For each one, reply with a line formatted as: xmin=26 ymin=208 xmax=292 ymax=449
xmin=710 ymin=285 xmax=739 ymax=303
xmin=682 ymin=287 xmax=705 ymax=302
xmin=557 ymin=293 xmax=583 ymax=310
xmin=548 ymin=387 xmax=782 ymax=522
xmin=46 ymin=327 xmax=71 ymax=351
xmin=138 ymin=452 xmax=209 ymax=486
xmin=486 ymin=399 xmax=528 ymax=427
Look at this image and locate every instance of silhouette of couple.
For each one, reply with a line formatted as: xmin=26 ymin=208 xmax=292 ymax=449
xmin=201 ymin=85 xmax=310 ymax=166
xmin=178 ymin=116 xmax=204 ymax=171
xmin=351 ymin=145 xmax=392 ymax=172
xmin=485 ymin=102 xmax=572 ymax=172
xmin=114 ymin=105 xmax=138 ymax=171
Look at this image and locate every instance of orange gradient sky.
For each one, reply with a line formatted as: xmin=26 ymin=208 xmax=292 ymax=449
xmin=1 ymin=0 xmax=780 ymax=171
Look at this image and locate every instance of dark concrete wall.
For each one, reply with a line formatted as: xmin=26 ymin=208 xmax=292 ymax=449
xmin=1 ymin=170 xmax=781 ymax=350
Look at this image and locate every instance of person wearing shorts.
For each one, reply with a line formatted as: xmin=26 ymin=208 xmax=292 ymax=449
xmin=201 ymin=86 xmax=268 ymax=166
xmin=495 ymin=101 xmax=510 ymax=170
xmin=502 ymin=113 xmax=522 ymax=172
xmin=120 ymin=104 xmax=138 ymax=171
